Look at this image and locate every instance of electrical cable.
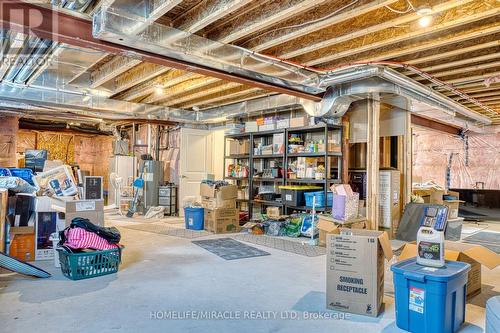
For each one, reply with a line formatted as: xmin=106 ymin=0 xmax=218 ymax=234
xmin=385 ymin=0 xmax=415 ymax=14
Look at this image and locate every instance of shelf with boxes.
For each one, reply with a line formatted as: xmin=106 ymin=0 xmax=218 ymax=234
xmin=224 ymin=121 xmax=343 ymax=218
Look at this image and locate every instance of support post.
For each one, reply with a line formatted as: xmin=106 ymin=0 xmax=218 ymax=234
xmin=366 ymin=96 xmax=380 ymax=230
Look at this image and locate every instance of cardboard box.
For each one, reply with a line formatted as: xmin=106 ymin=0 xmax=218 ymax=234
xmin=318 ymin=215 xmax=367 ymax=247
xmin=229 ymin=140 xmax=249 ymax=155
xmin=266 ymin=206 xmax=280 ymax=219
xmin=52 ymin=199 xmax=104 ymax=226
xmin=412 ymin=189 xmax=444 ymax=204
xmin=33 ymin=165 xmax=78 ymax=197
xmin=327 ymin=229 xmax=392 ymax=317
xmin=9 ymin=233 xmax=35 ymax=262
xmin=204 ymin=208 xmax=240 ymax=234
xmin=398 ymin=241 xmax=500 ymax=298
xmin=259 ymin=124 xmax=276 ymax=132
xmin=201 ymin=197 xmax=236 ymax=210
xmin=276 ymin=119 xmax=290 ymax=129
xmin=200 ymin=183 xmax=238 ymax=200
xmin=245 ymin=121 xmax=258 ymax=133
xmin=290 ymin=116 xmax=307 ymax=127
xmin=443 ymin=200 xmax=463 ymax=219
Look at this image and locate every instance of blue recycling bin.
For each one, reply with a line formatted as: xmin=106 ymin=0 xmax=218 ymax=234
xmin=391 ymin=258 xmax=470 ymax=333
xmin=184 ymin=207 xmax=204 ymax=230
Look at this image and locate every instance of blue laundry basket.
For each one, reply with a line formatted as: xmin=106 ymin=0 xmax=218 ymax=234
xmin=391 ymin=258 xmax=470 ymax=333
xmin=184 ymin=207 xmax=204 ymax=230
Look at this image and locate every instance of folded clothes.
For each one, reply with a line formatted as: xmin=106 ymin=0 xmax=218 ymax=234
xmin=63 ymin=227 xmax=118 ymax=251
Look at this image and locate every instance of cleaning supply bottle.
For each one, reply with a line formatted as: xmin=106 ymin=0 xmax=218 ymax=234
xmin=416 ymin=206 xmax=448 ymax=268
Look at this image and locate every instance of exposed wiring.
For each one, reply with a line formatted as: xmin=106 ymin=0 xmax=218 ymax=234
xmin=385 ymin=0 xmax=415 ymax=14
xmin=240 ymin=0 xmax=359 ymax=47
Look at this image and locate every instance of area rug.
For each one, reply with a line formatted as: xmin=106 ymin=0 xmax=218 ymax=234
xmin=463 ymin=231 xmax=500 ymax=254
xmin=192 ymin=238 xmax=270 ymax=260
xmin=232 ymin=234 xmax=326 ymax=257
xmin=122 ymin=223 xmax=210 ymax=239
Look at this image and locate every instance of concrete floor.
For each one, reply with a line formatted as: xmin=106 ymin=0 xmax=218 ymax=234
xmin=1 ymin=215 xmax=498 ymax=333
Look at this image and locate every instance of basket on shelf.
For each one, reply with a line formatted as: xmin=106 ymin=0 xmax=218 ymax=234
xmin=57 ymin=247 xmax=122 ymax=280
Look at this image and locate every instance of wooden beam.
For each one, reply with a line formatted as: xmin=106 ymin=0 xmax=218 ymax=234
xmin=413 ymin=61 xmax=500 ymax=81
xmin=357 ymin=24 xmax=500 ymax=66
xmin=176 ymin=86 xmax=261 ymax=108
xmin=246 ymin=0 xmax=398 ymax=52
xmin=366 ymin=96 xmax=380 ymax=230
xmin=445 ymin=70 xmax=500 ymax=85
xmin=162 ymin=82 xmax=245 ymax=107
xmin=406 ymin=40 xmax=500 ymax=65
xmin=144 ymin=77 xmax=221 ymax=104
xmin=209 ymin=0 xmax=331 ymax=44
xmin=411 ymin=114 xmax=461 ymax=135
xmin=303 ymin=2 xmax=500 ymax=66
xmin=279 ymin=0 xmax=472 ymax=60
xmin=175 ymin=0 xmax=254 ymax=33
xmin=406 ymin=52 xmax=500 ymax=74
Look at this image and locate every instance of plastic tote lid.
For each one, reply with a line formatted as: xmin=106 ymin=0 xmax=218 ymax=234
xmin=391 ymin=258 xmax=470 ymax=282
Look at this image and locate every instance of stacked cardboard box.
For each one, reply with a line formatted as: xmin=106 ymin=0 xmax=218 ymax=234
xmin=326 ymin=229 xmax=393 ymax=317
xmin=317 ymin=214 xmax=367 ymax=247
xmin=51 ymin=199 xmax=104 ymax=227
xmin=200 ymin=183 xmax=240 ymax=233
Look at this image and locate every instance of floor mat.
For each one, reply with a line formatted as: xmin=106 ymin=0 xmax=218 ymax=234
xmin=232 ymin=234 xmax=326 ymax=257
xmin=192 ymin=238 xmax=270 ymax=260
xmin=122 ymin=223 xmax=210 ymax=239
xmin=463 ymin=231 xmax=500 ymax=254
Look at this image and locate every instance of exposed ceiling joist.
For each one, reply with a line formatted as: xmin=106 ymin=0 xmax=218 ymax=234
xmin=278 ymin=0 xmax=473 ymax=60
xmin=177 ymin=87 xmax=263 ymax=108
xmin=108 ymin=63 xmax=170 ymax=94
xmin=175 ymin=0 xmax=254 ymax=33
xmin=404 ymin=52 xmax=500 ymax=75
xmin=210 ymin=0 xmax=331 ymax=44
xmin=246 ymin=0 xmax=398 ymax=52
xmin=413 ymin=62 xmax=500 ymax=81
xmin=90 ymin=56 xmax=141 ymax=88
xmin=143 ymin=76 xmax=221 ymax=104
xmin=302 ymin=2 xmax=499 ymax=66
xmin=162 ymin=81 xmax=243 ymax=106
xmin=357 ymin=23 xmax=500 ymax=65
xmin=445 ymin=70 xmax=500 ymax=85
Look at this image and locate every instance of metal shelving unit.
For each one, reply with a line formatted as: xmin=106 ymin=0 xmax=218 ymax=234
xmin=224 ymin=123 xmax=343 ymax=218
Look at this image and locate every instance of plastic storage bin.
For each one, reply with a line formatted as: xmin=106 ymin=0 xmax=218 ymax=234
xmin=0 ymin=168 xmax=12 ymax=176
xmin=184 ymin=207 xmax=204 ymax=230
xmin=279 ymin=186 xmax=322 ymax=206
xmin=391 ymin=258 xmax=470 ymax=333
xmin=57 ymin=247 xmax=122 ymax=280
xmin=304 ymin=191 xmax=333 ymax=208
xmin=9 ymin=168 xmax=35 ymax=185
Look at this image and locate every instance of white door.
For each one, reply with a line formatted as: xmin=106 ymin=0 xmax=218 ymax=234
xmin=179 ymin=128 xmax=213 ymax=216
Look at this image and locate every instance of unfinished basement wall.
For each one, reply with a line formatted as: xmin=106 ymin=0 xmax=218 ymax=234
xmin=412 ymin=126 xmax=500 ymax=190
xmin=16 ymin=129 xmax=113 ymax=189
xmin=0 ymin=116 xmax=19 ymax=167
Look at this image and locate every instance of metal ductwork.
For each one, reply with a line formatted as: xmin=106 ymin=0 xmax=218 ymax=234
xmin=199 ymin=65 xmax=492 ymax=129
xmin=1 ymin=0 xmax=92 ymax=85
xmin=297 ymin=65 xmax=492 ymax=125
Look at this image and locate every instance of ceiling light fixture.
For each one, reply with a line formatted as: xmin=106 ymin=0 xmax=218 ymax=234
xmin=154 ymin=85 xmax=164 ymax=95
xmin=418 ymin=15 xmax=432 ymax=27
xmin=416 ymin=5 xmax=433 ymax=27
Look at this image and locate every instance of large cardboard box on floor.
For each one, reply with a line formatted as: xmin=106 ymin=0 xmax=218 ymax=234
xmin=398 ymin=241 xmax=500 ymax=298
xmin=200 ymin=183 xmax=238 ymax=200
xmin=51 ymin=199 xmax=104 ymax=226
xmin=412 ymin=188 xmax=444 ymax=204
xmin=326 ymin=229 xmax=393 ymax=317
xmin=204 ymin=208 xmax=240 ymax=234
xmin=201 ymin=196 xmax=236 ymax=210
xmin=317 ymin=215 xmax=367 ymax=247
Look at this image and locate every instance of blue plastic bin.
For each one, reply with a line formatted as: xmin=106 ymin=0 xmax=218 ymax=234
xmin=391 ymin=258 xmax=470 ymax=333
xmin=0 ymin=168 xmax=12 ymax=176
xmin=184 ymin=207 xmax=204 ymax=230
xmin=304 ymin=191 xmax=333 ymax=208
xmin=9 ymin=168 xmax=35 ymax=185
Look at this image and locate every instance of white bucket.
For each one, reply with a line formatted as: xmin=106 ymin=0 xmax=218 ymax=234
xmin=49 ymin=232 xmax=60 ymax=268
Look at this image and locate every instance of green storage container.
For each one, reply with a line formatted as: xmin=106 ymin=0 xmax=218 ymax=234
xmin=57 ymin=247 xmax=122 ymax=280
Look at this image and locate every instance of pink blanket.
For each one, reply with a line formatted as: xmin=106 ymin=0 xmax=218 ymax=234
xmin=64 ymin=227 xmax=118 ymax=250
